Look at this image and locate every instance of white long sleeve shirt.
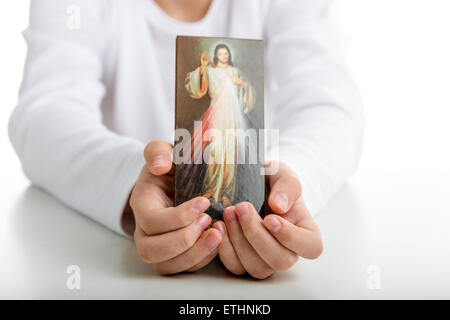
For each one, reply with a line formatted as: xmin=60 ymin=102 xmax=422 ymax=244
xmin=8 ymin=0 xmax=364 ymax=236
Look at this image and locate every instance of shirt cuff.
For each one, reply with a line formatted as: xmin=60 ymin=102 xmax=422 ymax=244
xmin=103 ymin=146 xmax=145 ymax=237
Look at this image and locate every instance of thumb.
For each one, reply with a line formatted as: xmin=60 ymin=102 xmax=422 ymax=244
xmin=143 ymin=140 xmax=174 ymax=176
xmin=267 ymin=162 xmax=302 ymax=214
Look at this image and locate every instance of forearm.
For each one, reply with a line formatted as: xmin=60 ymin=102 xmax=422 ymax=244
xmin=9 ymin=97 xmax=145 ymax=235
xmin=265 ymin=0 xmax=364 ymax=215
xmin=275 ymin=105 xmax=363 ymax=215
xmin=9 ymin=0 xmax=145 ymax=236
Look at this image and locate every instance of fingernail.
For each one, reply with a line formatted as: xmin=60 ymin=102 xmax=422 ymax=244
xmin=193 ymin=197 xmax=210 ymax=213
xmin=235 ymin=203 xmax=249 ymax=218
xmin=264 ymin=216 xmax=282 ymax=233
xmin=214 ymin=222 xmax=225 ymax=235
xmin=223 ymin=208 xmax=236 ymax=223
xmin=150 ymin=155 xmax=168 ymax=168
xmin=196 ymin=214 xmax=211 ymax=229
xmin=275 ymin=193 xmax=289 ymax=212
xmin=204 ymin=235 xmax=221 ymax=250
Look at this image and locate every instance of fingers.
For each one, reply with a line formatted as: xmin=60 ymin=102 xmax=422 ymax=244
xmin=213 ymin=221 xmax=246 ymax=275
xmin=154 ymin=228 xmax=222 ymax=275
xmin=263 ymin=213 xmax=323 ymax=259
xmin=134 ymin=197 xmax=210 ymax=236
xmin=144 ymin=140 xmax=173 ymax=176
xmin=223 ymin=207 xmax=274 ymax=279
xmin=135 ymin=213 xmax=212 ymax=264
xmin=235 ymin=203 xmax=299 ymax=271
xmin=267 ymin=162 xmax=302 ymax=214
xmin=186 ymin=249 xmax=218 ymax=273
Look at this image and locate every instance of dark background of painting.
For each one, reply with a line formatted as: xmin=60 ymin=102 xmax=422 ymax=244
xmin=175 ymin=36 xmax=265 ymax=218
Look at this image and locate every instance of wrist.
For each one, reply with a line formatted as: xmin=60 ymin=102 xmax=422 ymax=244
xmin=121 ymin=190 xmax=136 ymax=236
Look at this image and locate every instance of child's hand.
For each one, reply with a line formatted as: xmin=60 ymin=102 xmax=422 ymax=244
xmin=129 ymin=140 xmax=223 ymax=275
xmin=212 ymin=162 xmax=323 ymax=279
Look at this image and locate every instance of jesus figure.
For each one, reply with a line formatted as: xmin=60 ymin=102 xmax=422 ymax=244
xmin=183 ymin=43 xmax=256 ymax=213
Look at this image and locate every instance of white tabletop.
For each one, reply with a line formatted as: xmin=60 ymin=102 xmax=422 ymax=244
xmin=1 ymin=167 xmax=449 ymax=299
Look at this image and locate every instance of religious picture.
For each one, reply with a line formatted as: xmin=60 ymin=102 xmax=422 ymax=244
xmin=174 ymin=36 xmax=264 ymax=221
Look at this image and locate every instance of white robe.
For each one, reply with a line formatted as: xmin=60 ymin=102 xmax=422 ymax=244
xmin=184 ymin=65 xmax=256 ymax=203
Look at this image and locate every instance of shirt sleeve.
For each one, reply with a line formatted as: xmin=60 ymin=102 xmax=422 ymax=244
xmin=264 ymin=0 xmax=365 ymax=216
xmin=8 ymin=0 xmax=145 ymax=236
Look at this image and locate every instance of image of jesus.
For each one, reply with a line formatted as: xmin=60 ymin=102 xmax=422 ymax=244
xmin=183 ymin=43 xmax=256 ymax=213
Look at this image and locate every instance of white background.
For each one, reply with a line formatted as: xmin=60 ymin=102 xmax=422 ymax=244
xmin=1 ymin=1 xmax=449 ymax=299
xmin=0 ymin=2 xmax=29 ymax=199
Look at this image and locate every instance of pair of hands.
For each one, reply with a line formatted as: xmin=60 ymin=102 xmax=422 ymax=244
xmin=127 ymin=140 xmax=323 ymax=279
